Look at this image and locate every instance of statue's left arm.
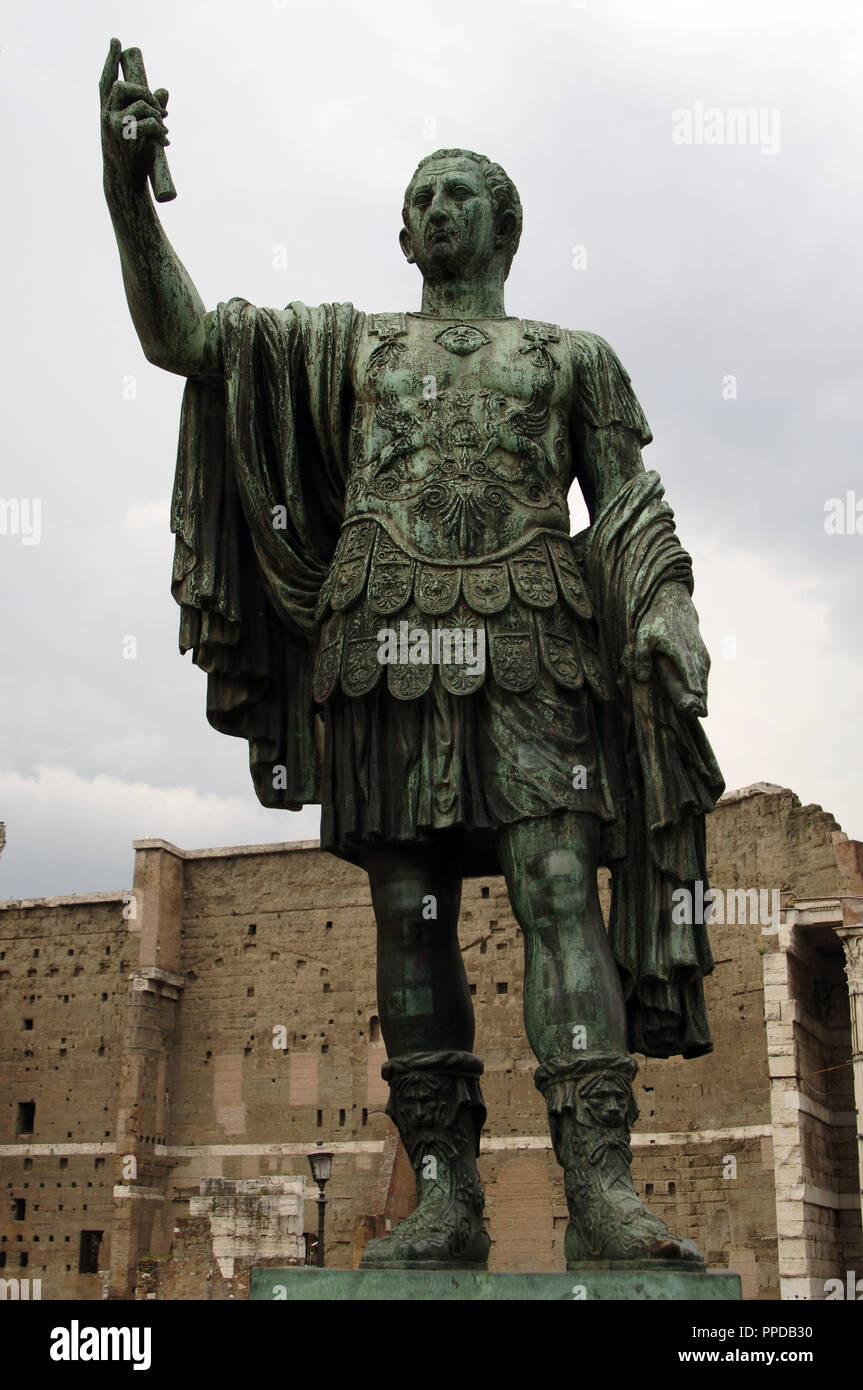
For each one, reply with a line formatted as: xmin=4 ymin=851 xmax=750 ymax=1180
xmin=568 ymin=332 xmax=710 ymax=718
xmin=568 ymin=331 xmax=724 ymax=1060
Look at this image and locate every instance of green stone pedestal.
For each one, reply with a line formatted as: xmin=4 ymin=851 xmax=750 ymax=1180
xmin=250 ymin=1267 xmax=741 ymax=1301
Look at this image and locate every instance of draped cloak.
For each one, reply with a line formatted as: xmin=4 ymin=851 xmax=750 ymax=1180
xmin=171 ymin=298 xmax=725 ymax=1058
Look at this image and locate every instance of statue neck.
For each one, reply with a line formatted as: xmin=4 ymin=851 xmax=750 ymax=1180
xmin=419 ymin=274 xmax=506 ymax=318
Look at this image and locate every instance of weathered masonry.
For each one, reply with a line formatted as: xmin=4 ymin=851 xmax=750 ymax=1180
xmin=1 ymin=785 xmax=861 ymax=1300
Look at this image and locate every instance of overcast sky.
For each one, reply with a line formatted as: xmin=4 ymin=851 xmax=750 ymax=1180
xmin=1 ymin=0 xmax=861 ymax=898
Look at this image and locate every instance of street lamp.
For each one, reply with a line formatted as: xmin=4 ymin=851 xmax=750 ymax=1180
xmin=307 ymin=1146 xmax=333 ymax=1268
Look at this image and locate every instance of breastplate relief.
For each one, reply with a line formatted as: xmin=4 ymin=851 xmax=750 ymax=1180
xmin=346 ymin=314 xmax=574 ymax=561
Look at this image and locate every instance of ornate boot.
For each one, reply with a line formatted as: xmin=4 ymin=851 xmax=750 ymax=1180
xmin=535 ymin=1053 xmax=704 ymax=1268
xmin=360 ymin=1050 xmax=491 ymax=1270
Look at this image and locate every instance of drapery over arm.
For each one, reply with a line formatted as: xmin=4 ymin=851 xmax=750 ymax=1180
xmin=570 ymin=333 xmax=725 ymax=1058
xmin=170 ymin=297 xmax=360 ymax=809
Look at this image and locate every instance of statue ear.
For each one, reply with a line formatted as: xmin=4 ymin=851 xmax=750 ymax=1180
xmin=399 ymin=227 xmax=416 ymax=265
xmin=495 ymin=208 xmax=517 ymax=251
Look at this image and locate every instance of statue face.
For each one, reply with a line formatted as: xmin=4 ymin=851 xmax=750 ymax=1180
xmin=401 ymin=159 xmax=499 ymax=282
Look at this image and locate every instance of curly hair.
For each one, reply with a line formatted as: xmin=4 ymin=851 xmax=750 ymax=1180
xmin=402 ymin=149 xmax=523 ymax=279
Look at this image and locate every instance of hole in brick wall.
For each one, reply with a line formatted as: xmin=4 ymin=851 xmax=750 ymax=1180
xmin=668 ymin=1181 xmax=676 ymax=1195
xmin=27 ymin=969 xmax=36 ymax=978
xmin=97 ymin=1046 xmax=105 ymax=1057
xmin=94 ymin=1159 xmax=105 ymax=1171
xmin=23 ymin=1019 xmax=33 ymax=1031
xmin=270 ymin=951 xmax=280 ymax=961
xmin=645 ymin=1182 xmax=654 ymax=1196
xmin=362 ymin=1109 xmax=368 ymax=1126
xmin=496 ymin=982 xmax=508 ymax=994
xmin=215 ymin=958 xmax=223 ymax=966
xmin=16 ymin=1103 xmax=35 ymax=1136
xmin=78 ymin=1230 xmax=102 ymax=1275
xmin=32 ymin=949 xmax=39 ymax=958
xmin=322 ymin=982 xmax=331 ymax=993
xmin=0 ymin=1253 xmax=5 ymax=1268
xmin=338 ymin=1110 xmax=345 ymax=1126
xmin=496 ymin=942 xmax=505 ymax=950
xmin=325 ymin=921 xmax=333 ymax=930
xmin=469 ymin=983 xmax=477 ymax=995
xmin=67 ymin=950 xmax=73 ymax=957
xmin=13 ymin=1199 xmax=25 ymax=1220
xmin=369 ymin=1016 xmax=381 ymax=1042
xmin=321 ymin=1044 xmax=328 ymax=1053
xmin=101 ymin=993 xmax=107 ymax=1001
xmin=59 ymin=1159 xmax=68 ymax=1170
xmin=59 ymin=1049 xmax=67 ymax=1058
xmin=246 ymin=987 xmax=254 ymax=997
xmin=73 ymin=967 xmax=83 ymax=977
xmin=23 ymin=1160 xmax=32 ymax=1172
xmin=19 ymin=1253 xmax=28 ymax=1268
xmin=481 ymin=886 xmax=489 ymax=898
xmin=316 ymin=1110 xmax=322 ymax=1128
xmin=247 ymin=924 xmax=256 ymax=935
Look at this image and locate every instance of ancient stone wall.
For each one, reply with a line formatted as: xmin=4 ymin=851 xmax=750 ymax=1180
xmin=0 ymin=894 xmax=131 ymax=1300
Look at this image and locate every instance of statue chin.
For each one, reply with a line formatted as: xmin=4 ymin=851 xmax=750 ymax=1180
xmin=417 ymin=243 xmax=470 ymax=282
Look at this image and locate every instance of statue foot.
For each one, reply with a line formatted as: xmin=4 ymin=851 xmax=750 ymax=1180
xmin=563 ymin=1192 xmax=705 ymax=1268
xmin=360 ymin=1049 xmax=490 ymax=1271
xmin=361 ymin=1209 xmax=490 ymax=1270
xmin=537 ymin=1052 xmax=706 ymax=1271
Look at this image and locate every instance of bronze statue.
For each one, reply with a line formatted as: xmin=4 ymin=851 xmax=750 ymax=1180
xmin=102 ymin=38 xmax=724 ymax=1272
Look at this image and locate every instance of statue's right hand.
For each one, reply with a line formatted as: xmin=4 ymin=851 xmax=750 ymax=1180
xmin=100 ymin=38 xmax=169 ymax=195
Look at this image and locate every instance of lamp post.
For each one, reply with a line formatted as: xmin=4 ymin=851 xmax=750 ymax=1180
xmin=307 ymin=1146 xmax=333 ymax=1268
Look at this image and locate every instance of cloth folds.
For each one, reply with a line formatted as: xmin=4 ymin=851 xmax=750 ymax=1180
xmin=584 ymin=471 xmax=725 ymax=1057
xmin=170 ymin=298 xmax=361 ymax=807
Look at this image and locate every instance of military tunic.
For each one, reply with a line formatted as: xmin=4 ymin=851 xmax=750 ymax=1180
xmin=309 ymin=312 xmax=647 ymax=869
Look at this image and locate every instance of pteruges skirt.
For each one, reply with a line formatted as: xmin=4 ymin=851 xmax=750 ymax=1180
xmin=319 ymin=668 xmax=616 ymax=876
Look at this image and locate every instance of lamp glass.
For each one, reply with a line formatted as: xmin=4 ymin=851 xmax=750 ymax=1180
xmin=308 ymin=1149 xmax=333 ymax=1185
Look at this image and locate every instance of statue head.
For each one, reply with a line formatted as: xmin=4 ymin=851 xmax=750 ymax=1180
xmin=400 ymin=149 xmax=523 ymax=285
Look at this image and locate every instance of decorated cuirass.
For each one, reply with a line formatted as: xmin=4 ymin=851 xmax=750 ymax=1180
xmin=313 ymin=313 xmax=608 ymax=704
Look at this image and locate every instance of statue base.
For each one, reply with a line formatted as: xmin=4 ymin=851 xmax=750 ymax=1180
xmin=250 ymin=1266 xmax=741 ymax=1301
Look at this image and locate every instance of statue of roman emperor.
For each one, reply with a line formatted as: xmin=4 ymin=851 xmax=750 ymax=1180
xmin=102 ymin=39 xmax=723 ymax=1272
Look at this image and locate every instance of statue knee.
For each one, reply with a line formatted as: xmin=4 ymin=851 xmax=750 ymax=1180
xmin=512 ymin=852 xmax=594 ymax=936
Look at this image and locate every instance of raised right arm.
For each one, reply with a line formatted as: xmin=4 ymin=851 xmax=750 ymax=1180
xmin=100 ymin=39 xmax=220 ymax=377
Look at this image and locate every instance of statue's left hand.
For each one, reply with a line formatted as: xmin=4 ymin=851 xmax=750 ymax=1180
xmin=631 ymin=582 xmax=709 ymax=717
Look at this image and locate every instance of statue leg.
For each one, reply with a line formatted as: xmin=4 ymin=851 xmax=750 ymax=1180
xmin=359 ymin=838 xmax=490 ymax=1269
xmin=496 ymin=811 xmax=704 ymax=1268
